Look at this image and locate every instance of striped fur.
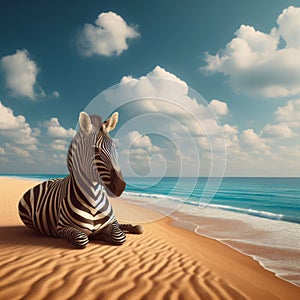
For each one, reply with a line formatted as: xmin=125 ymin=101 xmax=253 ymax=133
xmin=18 ymin=112 xmax=142 ymax=248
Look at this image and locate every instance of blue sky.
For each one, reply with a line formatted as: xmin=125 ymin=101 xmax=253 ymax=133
xmin=0 ymin=0 xmax=300 ymax=176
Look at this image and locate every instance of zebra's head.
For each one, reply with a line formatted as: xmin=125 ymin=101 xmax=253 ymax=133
xmin=69 ymin=111 xmax=126 ymax=197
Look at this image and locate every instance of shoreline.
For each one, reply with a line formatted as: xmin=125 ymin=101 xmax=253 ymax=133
xmin=0 ymin=177 xmax=299 ymax=299
xmin=169 ymin=212 xmax=300 ymax=288
xmin=120 ymin=193 xmax=300 ymax=288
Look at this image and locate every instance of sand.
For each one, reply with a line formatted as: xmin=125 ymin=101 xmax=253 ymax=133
xmin=0 ymin=177 xmax=299 ymax=300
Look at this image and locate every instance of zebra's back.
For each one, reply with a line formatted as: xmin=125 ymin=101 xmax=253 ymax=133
xmin=18 ymin=178 xmax=67 ymax=237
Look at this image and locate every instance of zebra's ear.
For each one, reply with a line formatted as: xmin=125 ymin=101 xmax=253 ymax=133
xmin=79 ymin=112 xmax=92 ymax=134
xmin=103 ymin=112 xmax=119 ymax=133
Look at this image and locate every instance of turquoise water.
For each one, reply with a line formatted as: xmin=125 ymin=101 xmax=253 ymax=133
xmin=125 ymin=177 xmax=300 ymax=224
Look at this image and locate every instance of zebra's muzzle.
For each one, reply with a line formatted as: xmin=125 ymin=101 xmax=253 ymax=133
xmin=105 ymin=168 xmax=126 ymax=197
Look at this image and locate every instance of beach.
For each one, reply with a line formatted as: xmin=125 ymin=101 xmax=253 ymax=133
xmin=0 ymin=177 xmax=299 ymax=299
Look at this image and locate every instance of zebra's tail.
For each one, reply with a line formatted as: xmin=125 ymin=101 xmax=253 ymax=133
xmin=119 ymin=224 xmax=144 ymax=234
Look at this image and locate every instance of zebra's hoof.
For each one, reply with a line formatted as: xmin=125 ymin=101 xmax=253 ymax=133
xmin=70 ymin=241 xmax=88 ymax=249
xmin=131 ymin=225 xmax=144 ymax=234
xmin=119 ymin=223 xmax=144 ymax=234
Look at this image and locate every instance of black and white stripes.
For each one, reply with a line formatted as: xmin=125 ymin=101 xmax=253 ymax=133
xmin=19 ymin=112 xmax=143 ymax=248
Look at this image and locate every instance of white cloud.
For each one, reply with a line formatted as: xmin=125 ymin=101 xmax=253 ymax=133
xmin=0 ymin=101 xmax=38 ymax=145
xmin=241 ymin=129 xmax=269 ymax=152
xmin=128 ymin=131 xmax=153 ymax=148
xmin=275 ymin=99 xmax=300 ymax=128
xmin=102 ymin=66 xmax=223 ymax=139
xmin=51 ymin=139 xmax=68 ymax=152
xmin=277 ymin=6 xmax=300 ymax=48
xmin=146 ymin=66 xmax=188 ymax=86
xmin=119 ymin=66 xmax=189 ymax=103
xmin=0 ymin=49 xmax=44 ymax=100
xmin=44 ymin=117 xmax=76 ymax=138
xmin=6 ymin=143 xmax=31 ymax=159
xmin=209 ymin=99 xmax=229 ymax=116
xmin=203 ymin=6 xmax=300 ymax=98
xmin=221 ymin=124 xmax=240 ymax=156
xmin=89 ymin=66 xmax=227 ymax=177
xmin=127 ymin=147 xmax=149 ymax=156
xmin=126 ymin=131 xmax=161 ymax=155
xmin=223 ymin=124 xmax=238 ymax=135
xmin=0 ymin=102 xmax=74 ymax=172
xmin=262 ymin=123 xmax=294 ymax=138
xmin=52 ymin=90 xmax=60 ymax=98
xmin=261 ymin=98 xmax=300 ymax=139
xmin=0 ymin=101 xmax=27 ymax=130
xmin=119 ymin=130 xmax=165 ymax=176
xmin=78 ymin=11 xmax=140 ymax=57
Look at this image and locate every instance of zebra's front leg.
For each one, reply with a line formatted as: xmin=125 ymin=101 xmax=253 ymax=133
xmin=58 ymin=226 xmax=89 ymax=249
xmin=92 ymin=220 xmax=126 ymax=245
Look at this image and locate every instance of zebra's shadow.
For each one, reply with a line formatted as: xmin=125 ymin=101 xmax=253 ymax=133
xmin=0 ymin=226 xmax=75 ymax=249
xmin=0 ymin=226 xmax=116 ymax=249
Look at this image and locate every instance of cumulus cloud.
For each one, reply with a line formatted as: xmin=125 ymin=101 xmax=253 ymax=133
xmin=101 ymin=66 xmax=227 ymax=138
xmin=116 ymin=130 xmax=165 ymax=176
xmin=0 ymin=102 xmax=75 ymax=172
xmin=220 ymin=124 xmax=240 ymax=156
xmin=223 ymin=124 xmax=238 ymax=135
xmin=0 ymin=101 xmax=38 ymax=145
xmin=262 ymin=98 xmax=300 ymax=139
xmin=128 ymin=131 xmax=153 ymax=148
xmin=51 ymin=139 xmax=68 ymax=152
xmin=6 ymin=143 xmax=31 ymax=159
xmin=275 ymin=98 xmax=300 ymax=128
xmin=277 ymin=6 xmax=300 ymax=48
xmin=262 ymin=124 xmax=294 ymax=138
xmin=202 ymin=6 xmax=300 ymax=98
xmin=44 ymin=117 xmax=76 ymax=138
xmin=127 ymin=131 xmax=160 ymax=153
xmin=0 ymin=49 xmax=44 ymax=100
xmin=78 ymin=11 xmax=140 ymax=57
xmin=85 ymin=65 xmax=227 ymax=176
xmin=241 ymin=129 xmax=269 ymax=153
xmin=100 ymin=66 xmax=228 ymax=143
xmin=209 ymin=99 xmax=229 ymax=116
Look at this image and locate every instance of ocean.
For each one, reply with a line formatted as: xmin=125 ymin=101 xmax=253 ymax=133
xmin=2 ymin=175 xmax=300 ymax=287
xmin=125 ymin=177 xmax=300 ymax=224
xmin=125 ymin=177 xmax=300 ymax=287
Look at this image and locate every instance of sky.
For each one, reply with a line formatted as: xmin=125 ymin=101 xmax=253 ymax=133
xmin=0 ymin=0 xmax=300 ymax=177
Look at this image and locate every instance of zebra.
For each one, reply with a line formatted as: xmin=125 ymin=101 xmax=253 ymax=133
xmin=18 ymin=111 xmax=143 ymax=248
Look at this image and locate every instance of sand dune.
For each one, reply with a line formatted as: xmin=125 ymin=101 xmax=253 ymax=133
xmin=0 ymin=178 xmax=299 ymax=299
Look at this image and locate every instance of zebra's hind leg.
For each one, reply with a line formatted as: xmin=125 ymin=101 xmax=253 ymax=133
xmin=58 ymin=226 xmax=89 ymax=249
xmin=119 ymin=224 xmax=144 ymax=234
xmin=92 ymin=221 xmax=126 ymax=245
